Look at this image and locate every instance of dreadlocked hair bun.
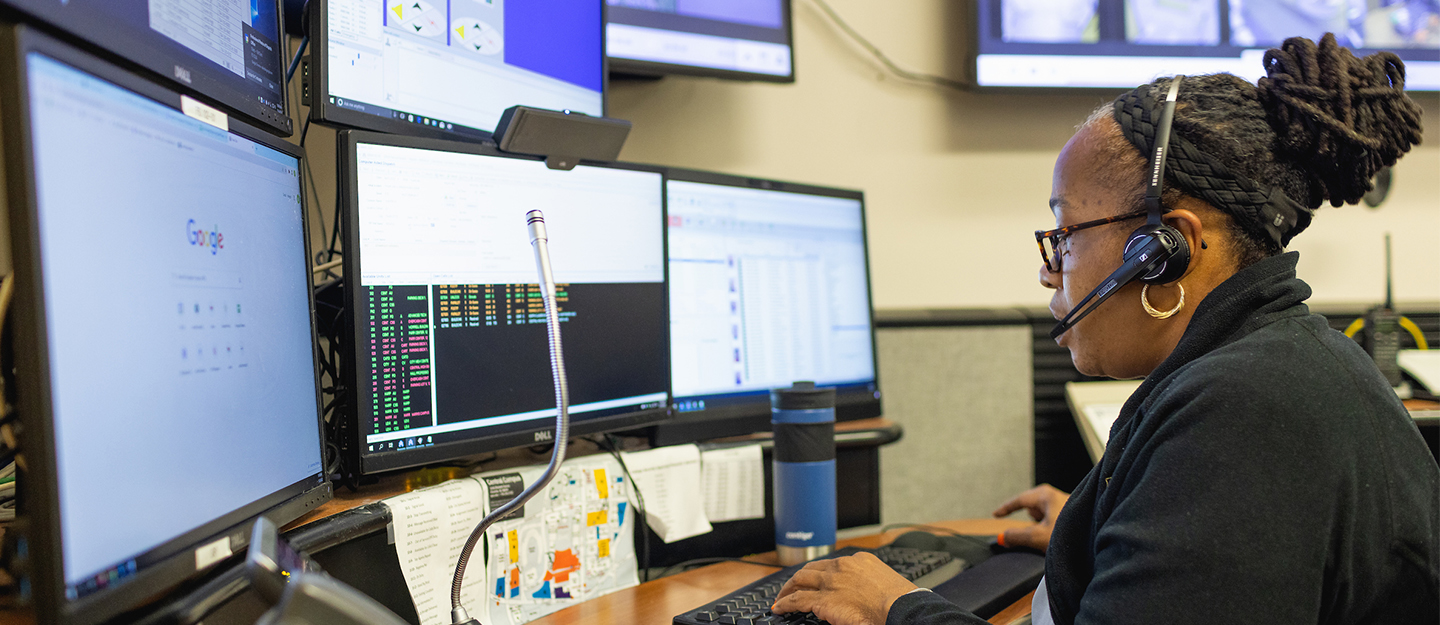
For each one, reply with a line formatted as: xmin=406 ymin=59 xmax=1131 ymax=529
xmin=1258 ymin=33 xmax=1425 ymax=208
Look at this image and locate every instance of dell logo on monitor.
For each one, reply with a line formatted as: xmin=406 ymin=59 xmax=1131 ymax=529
xmin=173 ymin=65 xmax=192 ymax=83
xmin=534 ymin=431 xmax=553 ymax=442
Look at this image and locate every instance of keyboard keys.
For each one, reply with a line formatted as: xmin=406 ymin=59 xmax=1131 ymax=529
xmin=675 ymin=546 xmax=959 ymax=625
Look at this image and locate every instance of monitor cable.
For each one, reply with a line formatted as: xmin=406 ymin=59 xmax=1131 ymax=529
xmin=449 ymin=210 xmax=571 ymax=625
xmin=880 ymin=523 xmax=964 ymax=537
xmin=284 ymin=0 xmax=311 ymax=84
xmin=284 ymin=25 xmax=333 ymax=282
xmin=657 ymin=557 xmax=783 ymax=580
xmin=285 ymin=35 xmax=308 ymax=85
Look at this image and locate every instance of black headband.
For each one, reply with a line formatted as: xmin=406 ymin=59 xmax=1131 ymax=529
xmin=1113 ymin=83 xmax=1313 ymax=249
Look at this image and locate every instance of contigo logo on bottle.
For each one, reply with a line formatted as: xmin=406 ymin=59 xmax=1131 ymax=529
xmin=785 ymin=531 xmax=814 ymax=541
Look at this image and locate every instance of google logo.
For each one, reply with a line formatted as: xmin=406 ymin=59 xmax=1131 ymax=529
xmin=187 ymin=219 xmax=224 ymax=255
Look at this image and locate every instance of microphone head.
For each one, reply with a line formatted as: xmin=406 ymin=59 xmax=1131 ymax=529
xmin=526 ymin=210 xmax=547 ymax=243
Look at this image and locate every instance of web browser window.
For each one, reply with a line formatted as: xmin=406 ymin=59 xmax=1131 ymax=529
xmin=26 ymin=52 xmax=320 ymax=598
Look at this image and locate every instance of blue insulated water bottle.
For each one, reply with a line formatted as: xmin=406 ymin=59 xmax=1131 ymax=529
xmin=771 ymin=381 xmax=836 ymax=565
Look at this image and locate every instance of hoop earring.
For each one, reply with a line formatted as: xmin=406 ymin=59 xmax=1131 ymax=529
xmin=1141 ymin=283 xmax=1184 ymax=319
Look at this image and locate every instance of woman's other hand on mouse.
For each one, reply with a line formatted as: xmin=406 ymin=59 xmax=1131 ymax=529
xmin=771 ymin=553 xmax=918 ymax=625
xmin=993 ymin=484 xmax=1070 ymax=552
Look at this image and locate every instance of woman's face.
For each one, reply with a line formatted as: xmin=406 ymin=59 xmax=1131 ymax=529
xmin=1040 ymin=124 xmax=1158 ymax=379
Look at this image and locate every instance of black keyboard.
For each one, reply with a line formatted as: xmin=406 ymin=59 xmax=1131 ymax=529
xmin=672 ymin=546 xmax=966 ymax=625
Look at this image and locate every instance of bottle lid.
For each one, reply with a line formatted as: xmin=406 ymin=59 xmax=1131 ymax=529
xmin=771 ymin=381 xmax=836 ymax=410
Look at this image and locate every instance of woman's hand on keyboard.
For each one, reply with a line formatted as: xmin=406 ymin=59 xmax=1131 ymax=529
xmin=770 ymin=552 xmax=918 ymax=625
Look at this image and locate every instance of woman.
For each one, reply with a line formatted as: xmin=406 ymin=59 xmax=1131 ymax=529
xmin=770 ymin=34 xmax=1439 ymax=624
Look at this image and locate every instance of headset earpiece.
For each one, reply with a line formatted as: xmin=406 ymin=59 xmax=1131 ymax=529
xmin=1125 ymin=222 xmax=1190 ymax=285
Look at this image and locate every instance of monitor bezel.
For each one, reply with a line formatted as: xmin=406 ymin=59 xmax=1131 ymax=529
xmin=0 ymin=24 xmax=331 ymax=625
xmin=652 ymin=167 xmax=883 ymax=447
xmin=336 ymin=129 xmax=672 ymax=475
xmin=311 ymin=0 xmax=611 ymax=143
xmin=606 ymin=0 xmax=796 ymax=84
xmin=0 ymin=0 xmax=294 ymax=135
xmin=968 ymin=0 xmax=1440 ymax=93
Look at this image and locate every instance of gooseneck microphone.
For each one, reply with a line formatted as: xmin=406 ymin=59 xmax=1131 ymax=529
xmin=449 ymin=210 xmax=571 ymax=625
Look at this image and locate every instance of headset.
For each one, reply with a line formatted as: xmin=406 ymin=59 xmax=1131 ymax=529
xmin=1050 ymin=77 xmax=1191 ymax=340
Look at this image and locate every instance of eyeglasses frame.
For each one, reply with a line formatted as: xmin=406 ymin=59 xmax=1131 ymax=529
xmin=1034 ymin=208 xmax=1150 ymax=272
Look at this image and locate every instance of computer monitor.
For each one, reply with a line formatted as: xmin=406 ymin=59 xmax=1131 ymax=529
xmin=606 ymin=0 xmax=794 ymax=81
xmin=972 ymin=0 xmax=1440 ymax=89
xmin=654 ymin=169 xmax=881 ymax=446
xmin=312 ymin=0 xmax=606 ymax=141
xmin=0 ymin=26 xmax=329 ymax=625
xmin=1 ymin=0 xmax=294 ymax=135
xmin=337 ymin=131 xmax=670 ymax=474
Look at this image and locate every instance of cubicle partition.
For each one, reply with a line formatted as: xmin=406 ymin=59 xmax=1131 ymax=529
xmin=877 ymin=304 xmax=1440 ymax=503
xmin=873 ymin=310 xmax=1037 ymax=521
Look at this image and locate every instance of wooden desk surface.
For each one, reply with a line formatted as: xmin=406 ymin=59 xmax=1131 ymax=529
xmin=527 ymin=518 xmax=1033 ymax=625
xmin=1404 ymin=398 xmax=1440 ymax=426
xmin=0 ymin=519 xmax=1029 ymax=625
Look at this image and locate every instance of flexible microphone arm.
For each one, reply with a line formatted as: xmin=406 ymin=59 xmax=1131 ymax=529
xmin=449 ymin=210 xmax=571 ymax=625
xmin=1049 ymin=233 xmax=1175 ymax=339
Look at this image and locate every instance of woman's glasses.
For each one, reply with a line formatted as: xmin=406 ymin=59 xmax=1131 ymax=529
xmin=1034 ymin=209 xmax=1148 ymax=272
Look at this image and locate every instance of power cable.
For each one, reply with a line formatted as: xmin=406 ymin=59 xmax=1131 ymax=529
xmin=656 ymin=557 xmax=783 ymax=580
xmin=880 ymin=523 xmax=964 ymax=536
xmin=286 ymin=35 xmax=309 ymax=84
xmin=806 ymin=0 xmax=968 ymax=92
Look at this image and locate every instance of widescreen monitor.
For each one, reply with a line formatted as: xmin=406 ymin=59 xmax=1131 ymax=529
xmin=654 ymin=170 xmax=881 ymax=446
xmin=607 ymin=0 xmax=794 ymax=81
xmin=338 ymin=131 xmax=670 ymax=474
xmin=1 ymin=26 xmax=329 ymax=625
xmin=974 ymin=0 xmax=1440 ymax=89
xmin=1 ymin=0 xmax=294 ymax=135
xmin=313 ymin=0 xmax=605 ymax=141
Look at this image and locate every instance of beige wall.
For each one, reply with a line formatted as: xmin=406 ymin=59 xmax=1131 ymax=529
xmin=607 ymin=0 xmax=1440 ymax=311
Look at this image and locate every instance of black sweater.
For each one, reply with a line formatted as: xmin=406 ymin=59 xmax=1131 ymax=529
xmin=888 ymin=253 xmax=1440 ymax=625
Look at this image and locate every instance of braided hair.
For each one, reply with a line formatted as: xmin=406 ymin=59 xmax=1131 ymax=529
xmin=1089 ymin=34 xmax=1424 ymax=269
